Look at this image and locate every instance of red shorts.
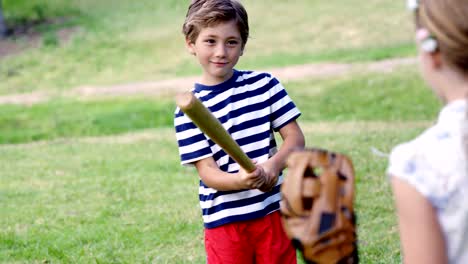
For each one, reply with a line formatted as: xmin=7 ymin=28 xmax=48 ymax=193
xmin=204 ymin=211 xmax=297 ymax=264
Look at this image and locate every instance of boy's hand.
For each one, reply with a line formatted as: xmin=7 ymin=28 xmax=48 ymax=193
xmin=237 ymin=165 xmax=267 ymax=190
xmin=257 ymin=160 xmax=280 ymax=192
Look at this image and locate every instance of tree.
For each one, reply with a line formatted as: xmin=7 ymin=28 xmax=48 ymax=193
xmin=0 ymin=0 xmax=8 ymax=37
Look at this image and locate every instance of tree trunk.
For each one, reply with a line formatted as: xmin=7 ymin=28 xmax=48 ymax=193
xmin=0 ymin=0 xmax=8 ymax=37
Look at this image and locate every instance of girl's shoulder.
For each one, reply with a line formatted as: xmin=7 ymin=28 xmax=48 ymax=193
xmin=388 ymin=120 xmax=467 ymax=207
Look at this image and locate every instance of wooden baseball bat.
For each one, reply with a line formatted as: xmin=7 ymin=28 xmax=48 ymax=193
xmin=176 ymin=91 xmax=256 ymax=172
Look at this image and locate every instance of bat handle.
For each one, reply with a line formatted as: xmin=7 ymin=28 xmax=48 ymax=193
xmin=234 ymin=153 xmax=256 ymax=172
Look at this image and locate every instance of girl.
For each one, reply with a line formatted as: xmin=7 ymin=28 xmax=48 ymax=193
xmin=387 ymin=0 xmax=468 ymax=263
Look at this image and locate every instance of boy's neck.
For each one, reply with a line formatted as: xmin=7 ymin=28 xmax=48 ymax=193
xmin=199 ymin=69 xmax=236 ymax=86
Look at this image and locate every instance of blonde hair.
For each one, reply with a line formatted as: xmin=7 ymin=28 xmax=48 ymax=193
xmin=182 ymin=0 xmax=249 ymax=46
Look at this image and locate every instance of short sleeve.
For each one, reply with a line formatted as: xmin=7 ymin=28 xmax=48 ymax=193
xmin=174 ymin=107 xmax=213 ymax=166
xmin=387 ymin=136 xmax=456 ymax=209
xmin=268 ymin=77 xmax=301 ymax=131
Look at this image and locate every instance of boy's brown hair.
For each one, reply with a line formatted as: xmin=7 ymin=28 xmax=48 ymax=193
xmin=182 ymin=0 xmax=249 ymax=46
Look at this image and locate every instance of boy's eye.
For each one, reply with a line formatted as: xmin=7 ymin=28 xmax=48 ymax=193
xmin=204 ymin=39 xmax=215 ymax=44
xmin=227 ymin=40 xmax=239 ymax=46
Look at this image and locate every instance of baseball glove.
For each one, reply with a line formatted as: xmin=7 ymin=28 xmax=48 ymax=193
xmin=280 ymin=148 xmax=358 ymax=264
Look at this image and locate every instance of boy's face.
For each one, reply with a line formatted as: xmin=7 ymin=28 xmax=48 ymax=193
xmin=186 ymin=20 xmax=244 ymax=85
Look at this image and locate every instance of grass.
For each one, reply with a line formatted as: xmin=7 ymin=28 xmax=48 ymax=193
xmin=0 ymin=131 xmax=204 ymax=263
xmin=0 ymin=126 xmax=427 ymax=263
xmin=0 ymin=0 xmax=414 ymax=94
xmin=0 ymin=67 xmax=438 ymax=144
xmin=289 ymin=66 xmax=440 ymax=122
xmin=0 ymin=69 xmax=440 ymax=263
xmin=0 ymin=98 xmax=175 ymax=144
xmin=240 ymin=43 xmax=416 ymax=69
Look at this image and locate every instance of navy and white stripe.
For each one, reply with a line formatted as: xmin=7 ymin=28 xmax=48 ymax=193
xmin=174 ymin=69 xmax=301 ymax=228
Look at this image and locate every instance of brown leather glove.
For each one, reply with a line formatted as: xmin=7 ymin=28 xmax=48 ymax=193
xmin=280 ymin=148 xmax=358 ymax=264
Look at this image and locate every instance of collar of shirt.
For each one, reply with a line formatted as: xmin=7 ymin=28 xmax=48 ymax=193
xmin=438 ymin=99 xmax=467 ymax=124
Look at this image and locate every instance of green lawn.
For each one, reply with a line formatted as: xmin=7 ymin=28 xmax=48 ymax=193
xmin=0 ymin=67 xmax=438 ymax=145
xmin=1 ymin=0 xmax=414 ymax=94
xmin=1 ymin=125 xmax=425 ymax=263
xmin=0 ymin=68 xmax=439 ymax=263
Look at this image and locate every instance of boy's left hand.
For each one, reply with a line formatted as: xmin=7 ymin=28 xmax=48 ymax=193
xmin=258 ymin=160 xmax=279 ymax=192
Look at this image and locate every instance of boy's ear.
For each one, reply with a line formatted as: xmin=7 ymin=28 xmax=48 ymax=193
xmin=185 ymin=38 xmax=196 ymax=55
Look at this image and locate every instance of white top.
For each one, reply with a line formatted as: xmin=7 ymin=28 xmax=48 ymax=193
xmin=387 ymin=99 xmax=468 ymax=263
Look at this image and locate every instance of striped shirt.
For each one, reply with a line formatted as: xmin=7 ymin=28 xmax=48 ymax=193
xmin=174 ymin=69 xmax=301 ymax=228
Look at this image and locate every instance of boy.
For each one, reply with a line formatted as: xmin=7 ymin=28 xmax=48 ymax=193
xmin=174 ymin=0 xmax=305 ymax=263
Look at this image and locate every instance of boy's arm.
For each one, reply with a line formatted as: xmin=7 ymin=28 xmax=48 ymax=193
xmin=260 ymin=120 xmax=305 ymax=188
xmin=194 ymin=157 xmax=266 ymax=191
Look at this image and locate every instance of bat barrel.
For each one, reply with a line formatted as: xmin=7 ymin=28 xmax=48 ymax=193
xmin=176 ymin=92 xmax=256 ymax=172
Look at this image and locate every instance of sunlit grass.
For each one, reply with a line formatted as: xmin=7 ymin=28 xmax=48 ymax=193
xmin=0 ymin=124 xmax=429 ymax=263
xmin=0 ymin=68 xmax=438 ymax=144
xmin=1 ymin=0 xmax=414 ymax=94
